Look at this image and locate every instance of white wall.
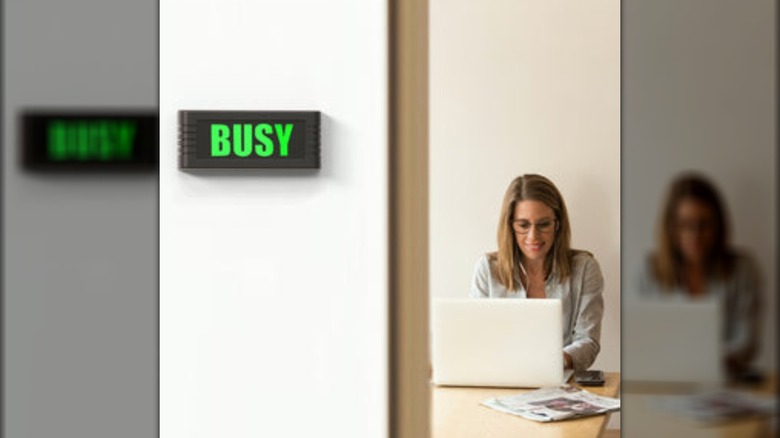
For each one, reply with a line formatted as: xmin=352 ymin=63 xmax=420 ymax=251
xmin=623 ymin=0 xmax=776 ymax=371
xmin=430 ymin=1 xmax=621 ymax=372
xmin=160 ymin=1 xmax=387 ymax=437
xmin=3 ymin=1 xmax=157 ymax=437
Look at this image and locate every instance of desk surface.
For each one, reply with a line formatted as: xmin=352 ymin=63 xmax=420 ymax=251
xmin=621 ymin=374 xmax=777 ymax=438
xmin=432 ymin=372 xmax=620 ymax=438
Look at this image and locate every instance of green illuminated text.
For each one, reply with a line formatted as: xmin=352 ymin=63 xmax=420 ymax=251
xmin=48 ymin=120 xmax=137 ymax=161
xmin=210 ymin=123 xmax=294 ymax=158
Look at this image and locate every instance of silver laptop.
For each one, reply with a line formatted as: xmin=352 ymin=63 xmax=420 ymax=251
xmin=431 ymin=298 xmax=569 ymax=388
xmin=623 ymin=299 xmax=723 ymax=385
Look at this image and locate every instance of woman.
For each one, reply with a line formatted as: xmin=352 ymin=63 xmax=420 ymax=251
xmin=639 ymin=173 xmax=762 ymax=379
xmin=470 ymin=174 xmax=604 ymax=371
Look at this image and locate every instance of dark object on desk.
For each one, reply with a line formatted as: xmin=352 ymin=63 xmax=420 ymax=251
xmin=575 ymin=370 xmax=605 ymax=386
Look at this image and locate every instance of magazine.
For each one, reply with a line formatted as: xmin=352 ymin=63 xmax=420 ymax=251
xmin=481 ymin=385 xmax=621 ymax=422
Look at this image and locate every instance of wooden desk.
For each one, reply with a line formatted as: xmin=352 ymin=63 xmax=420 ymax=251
xmin=621 ymin=374 xmax=777 ymax=438
xmin=432 ymin=372 xmax=620 ymax=438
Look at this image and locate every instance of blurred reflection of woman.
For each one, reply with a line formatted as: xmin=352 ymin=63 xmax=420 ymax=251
xmin=639 ymin=173 xmax=762 ymax=378
xmin=470 ymin=174 xmax=604 ymax=371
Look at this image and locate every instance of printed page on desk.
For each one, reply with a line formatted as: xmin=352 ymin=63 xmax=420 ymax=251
xmin=651 ymin=389 xmax=777 ymax=424
xmin=482 ymin=385 xmax=621 ymax=422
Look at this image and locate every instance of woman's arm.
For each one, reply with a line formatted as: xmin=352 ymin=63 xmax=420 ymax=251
xmin=724 ymin=253 xmax=763 ymax=375
xmin=563 ymin=255 xmax=604 ymax=370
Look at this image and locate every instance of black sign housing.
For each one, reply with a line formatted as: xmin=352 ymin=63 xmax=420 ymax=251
xmin=179 ymin=111 xmax=320 ymax=169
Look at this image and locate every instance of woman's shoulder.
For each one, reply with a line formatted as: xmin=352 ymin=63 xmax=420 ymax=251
xmin=565 ymin=250 xmax=603 ymax=283
xmin=635 ymin=253 xmax=665 ymax=297
xmin=477 ymin=251 xmax=498 ymax=263
xmin=638 ymin=253 xmax=658 ymax=279
xmin=471 ymin=251 xmax=511 ymax=297
xmin=730 ymin=248 xmax=759 ymax=268
xmin=569 ymin=249 xmax=598 ymax=268
xmin=474 ymin=251 xmax=498 ymax=271
xmin=728 ymin=248 xmax=762 ymax=284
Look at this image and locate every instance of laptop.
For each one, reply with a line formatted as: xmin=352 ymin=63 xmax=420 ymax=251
xmin=431 ymin=298 xmax=571 ymax=388
xmin=623 ymin=299 xmax=723 ymax=385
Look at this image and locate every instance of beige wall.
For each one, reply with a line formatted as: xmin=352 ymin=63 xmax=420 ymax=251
xmin=430 ymin=0 xmax=621 ymax=372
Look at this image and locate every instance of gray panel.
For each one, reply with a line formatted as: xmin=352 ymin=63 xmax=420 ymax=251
xmin=623 ymin=0 xmax=776 ymax=435
xmin=3 ymin=0 xmax=158 ymax=437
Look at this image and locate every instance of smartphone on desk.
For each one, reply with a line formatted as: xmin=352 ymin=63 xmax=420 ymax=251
xmin=575 ymin=370 xmax=605 ymax=386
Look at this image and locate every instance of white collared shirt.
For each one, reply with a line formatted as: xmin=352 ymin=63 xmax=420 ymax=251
xmin=470 ymin=251 xmax=605 ymax=371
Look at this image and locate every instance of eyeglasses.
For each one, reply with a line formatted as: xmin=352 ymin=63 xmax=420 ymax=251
xmin=512 ymin=218 xmax=557 ymax=235
xmin=675 ymin=218 xmax=715 ymax=233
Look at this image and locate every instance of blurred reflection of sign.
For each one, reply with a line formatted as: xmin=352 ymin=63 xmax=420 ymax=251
xmin=22 ymin=111 xmax=158 ymax=171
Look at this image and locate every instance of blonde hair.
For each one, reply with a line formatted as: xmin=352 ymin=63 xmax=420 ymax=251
xmin=490 ymin=174 xmax=578 ymax=291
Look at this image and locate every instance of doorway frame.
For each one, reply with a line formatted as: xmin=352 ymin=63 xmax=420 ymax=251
xmin=388 ymin=0 xmax=430 ymax=437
